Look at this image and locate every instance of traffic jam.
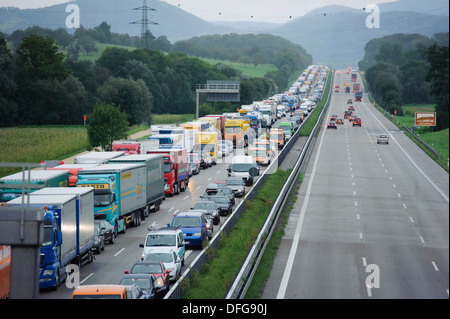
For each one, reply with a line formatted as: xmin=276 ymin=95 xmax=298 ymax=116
xmin=0 ymin=65 xmax=329 ymax=299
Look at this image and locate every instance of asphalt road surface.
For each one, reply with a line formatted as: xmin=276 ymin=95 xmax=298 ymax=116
xmin=263 ymin=73 xmax=449 ymax=299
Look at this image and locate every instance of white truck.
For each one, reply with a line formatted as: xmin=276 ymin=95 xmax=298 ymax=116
xmin=74 ymin=151 xmax=125 ymax=164
xmin=227 ymin=155 xmax=259 ymax=186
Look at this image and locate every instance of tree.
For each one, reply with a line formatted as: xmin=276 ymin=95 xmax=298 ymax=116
xmin=96 ymin=76 xmax=153 ymax=125
xmin=87 ymin=102 xmax=129 ymax=151
xmin=426 ymin=43 xmax=449 ymax=130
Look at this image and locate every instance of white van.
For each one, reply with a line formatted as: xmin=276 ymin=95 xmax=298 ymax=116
xmin=227 ymin=156 xmax=259 ymax=186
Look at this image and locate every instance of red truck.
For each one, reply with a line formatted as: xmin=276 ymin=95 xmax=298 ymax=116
xmin=353 ymin=83 xmax=360 ymax=92
xmin=47 ymin=163 xmax=98 ymax=186
xmin=112 ymin=140 xmax=159 ymax=155
xmin=147 ymin=145 xmax=189 ymax=197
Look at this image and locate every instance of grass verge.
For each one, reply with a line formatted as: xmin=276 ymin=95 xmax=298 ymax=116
xmin=182 ymin=168 xmax=292 ymax=299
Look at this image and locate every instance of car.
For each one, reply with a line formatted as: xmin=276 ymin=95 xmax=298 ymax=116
xmin=202 ymin=183 xmax=235 ymax=206
xmin=125 ymin=284 xmax=152 ymax=299
xmin=218 ymin=142 xmax=229 ymax=158
xmin=93 ymin=225 xmax=105 ymax=254
xmin=170 ymin=211 xmax=209 ymax=248
xmin=377 ymin=134 xmax=390 ymax=144
xmin=94 ymin=219 xmax=115 ymax=245
xmin=335 ymin=84 xmax=340 ymax=88
xmin=214 ymin=183 xmax=236 ymax=206
xmin=192 ymin=200 xmax=220 ymax=225
xmin=336 ymin=117 xmax=344 ymax=125
xmin=202 ymin=195 xmax=232 ymax=216
xmin=119 ymin=274 xmax=160 ymax=299
xmin=187 ymin=153 xmax=201 ymax=175
xmin=348 ymin=105 xmax=355 ymax=111
xmin=348 ymin=114 xmax=356 ymax=122
xmin=334 ymin=88 xmax=340 ymax=92
xmin=140 ymin=226 xmax=185 ymax=265
xmin=124 ymin=261 xmax=171 ymax=295
xmin=344 ymin=110 xmax=353 ymax=119
xmin=330 ymin=114 xmax=339 ymax=121
xmin=347 ymin=99 xmax=353 ymax=104
xmin=327 ymin=121 xmax=337 ymax=129
xmin=226 ymin=177 xmax=245 ymax=197
xmin=352 ymin=117 xmax=362 ymax=126
xmin=143 ymin=248 xmax=182 ymax=282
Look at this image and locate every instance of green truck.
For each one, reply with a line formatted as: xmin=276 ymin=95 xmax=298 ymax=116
xmin=278 ymin=122 xmax=293 ymax=140
xmin=0 ymin=170 xmax=69 ymax=203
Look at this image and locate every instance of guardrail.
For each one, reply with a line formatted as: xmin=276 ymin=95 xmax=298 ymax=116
xmin=164 ymin=71 xmax=333 ymax=299
xmin=226 ymin=71 xmax=333 ymax=299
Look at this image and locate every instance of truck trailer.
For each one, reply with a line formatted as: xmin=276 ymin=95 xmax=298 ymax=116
xmin=4 ymin=191 xmax=95 ymax=289
xmin=76 ymin=163 xmax=147 ymax=235
xmin=108 ymin=154 xmax=166 ymax=213
xmin=0 ymin=170 xmax=69 ymax=203
xmin=74 ymin=151 xmax=125 ymax=164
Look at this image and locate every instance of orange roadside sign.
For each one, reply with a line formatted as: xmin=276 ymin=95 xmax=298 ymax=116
xmin=415 ymin=112 xmax=436 ymax=126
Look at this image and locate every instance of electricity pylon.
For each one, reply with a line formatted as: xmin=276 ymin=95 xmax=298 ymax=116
xmin=130 ymin=0 xmax=158 ymax=49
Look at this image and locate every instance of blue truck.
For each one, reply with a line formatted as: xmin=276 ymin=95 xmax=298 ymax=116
xmin=4 ymin=188 xmax=95 ymax=289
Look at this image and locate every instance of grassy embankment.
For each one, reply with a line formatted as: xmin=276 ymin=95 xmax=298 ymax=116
xmin=181 ymin=168 xmax=292 ymax=299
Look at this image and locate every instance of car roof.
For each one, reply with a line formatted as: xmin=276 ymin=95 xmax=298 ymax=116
xmin=174 ymin=211 xmax=204 ymax=217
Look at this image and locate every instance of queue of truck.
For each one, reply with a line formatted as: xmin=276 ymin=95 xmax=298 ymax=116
xmin=0 ymin=63 xmax=328 ymax=298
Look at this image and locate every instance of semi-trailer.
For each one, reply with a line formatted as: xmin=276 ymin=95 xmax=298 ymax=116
xmin=76 ymin=163 xmax=148 ymax=235
xmin=108 ymin=154 xmax=166 ymax=213
xmin=3 ymin=190 xmax=95 ymax=289
xmin=73 ymin=151 xmax=125 ymax=164
xmin=0 ymin=170 xmax=69 ymax=203
xmin=147 ymin=145 xmax=189 ymax=197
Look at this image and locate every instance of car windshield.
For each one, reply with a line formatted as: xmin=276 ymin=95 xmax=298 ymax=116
xmin=209 ymin=197 xmax=228 ymax=204
xmin=172 ymin=216 xmax=201 ymax=228
xmin=144 ymin=252 xmax=173 ymax=263
xmin=120 ymin=278 xmax=152 ymax=290
xmin=131 ymin=263 xmax=163 ymax=274
xmin=145 ymin=234 xmax=175 ymax=247
xmin=227 ymin=179 xmax=243 ymax=186
xmin=231 ymin=163 xmax=252 ymax=172
xmin=194 ymin=202 xmax=216 ymax=210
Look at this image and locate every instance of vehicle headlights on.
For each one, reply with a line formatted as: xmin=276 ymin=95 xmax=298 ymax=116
xmin=42 ymin=269 xmax=53 ymax=276
xmin=141 ymin=252 xmax=146 ymax=260
xmin=193 ymin=232 xmax=202 ymax=237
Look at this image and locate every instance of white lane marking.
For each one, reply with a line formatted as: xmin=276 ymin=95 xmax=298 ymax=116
xmin=431 ymin=261 xmax=439 ymax=272
xmin=114 ymin=248 xmax=125 ymax=257
xmin=362 ymin=257 xmax=367 ymax=267
xmin=168 ymin=207 xmax=175 ymax=212
xmin=196 ymin=186 xmax=202 ymax=190
xmin=183 ymin=195 xmax=189 ymax=200
xmin=80 ymin=273 xmax=95 ymax=285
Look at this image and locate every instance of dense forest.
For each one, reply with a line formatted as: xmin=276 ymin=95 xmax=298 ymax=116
xmin=359 ymin=33 xmax=449 ymax=130
xmin=0 ymin=23 xmax=311 ymax=127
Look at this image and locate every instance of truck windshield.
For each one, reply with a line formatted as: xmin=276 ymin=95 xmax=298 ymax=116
xmin=42 ymin=225 xmax=53 ymax=247
xmin=94 ymin=193 xmax=112 ymax=207
xmin=251 ymin=150 xmax=267 ymax=157
xmin=231 ymin=163 xmax=252 ymax=172
xmin=172 ymin=216 xmax=200 ymax=228
xmin=225 ymin=126 xmax=241 ymax=133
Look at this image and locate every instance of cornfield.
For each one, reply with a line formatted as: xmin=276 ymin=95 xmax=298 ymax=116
xmin=0 ymin=126 xmax=89 ymax=177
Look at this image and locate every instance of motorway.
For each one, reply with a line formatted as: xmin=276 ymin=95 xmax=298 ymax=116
xmin=38 ymin=117 xmax=290 ymax=299
xmin=263 ymin=72 xmax=449 ymax=299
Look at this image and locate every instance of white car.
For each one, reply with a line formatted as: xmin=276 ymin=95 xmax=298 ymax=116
xmin=143 ymin=248 xmax=182 ymax=282
xmin=140 ymin=225 xmax=186 ymax=267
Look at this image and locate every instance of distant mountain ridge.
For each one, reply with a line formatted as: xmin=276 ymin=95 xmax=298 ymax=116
xmin=0 ymin=0 xmax=448 ymax=67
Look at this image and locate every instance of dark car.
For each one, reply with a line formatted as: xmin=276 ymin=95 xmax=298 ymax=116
xmin=226 ymin=177 xmax=245 ymax=197
xmin=202 ymin=183 xmax=235 ymax=206
xmin=192 ymin=200 xmax=220 ymax=225
xmin=124 ymin=261 xmax=171 ymax=295
xmin=94 ymin=219 xmax=115 ymax=244
xmin=336 ymin=117 xmax=344 ymax=125
xmin=344 ymin=110 xmax=353 ymax=119
xmin=327 ymin=121 xmax=337 ymax=129
xmin=202 ymin=195 xmax=232 ymax=216
xmin=93 ymin=225 xmax=105 ymax=254
xmin=125 ymin=284 xmax=152 ymax=299
xmin=119 ymin=274 xmax=160 ymax=299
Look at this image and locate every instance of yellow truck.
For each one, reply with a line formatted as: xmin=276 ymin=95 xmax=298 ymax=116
xmin=194 ymin=131 xmax=219 ymax=164
xmin=224 ymin=119 xmax=251 ymax=148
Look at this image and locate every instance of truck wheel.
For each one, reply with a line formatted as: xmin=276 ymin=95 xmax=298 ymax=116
xmin=174 ymin=183 xmax=179 ymax=195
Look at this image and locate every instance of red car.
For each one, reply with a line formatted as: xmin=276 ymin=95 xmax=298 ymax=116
xmin=352 ymin=117 xmax=362 ymax=127
xmin=125 ymin=261 xmax=171 ymax=292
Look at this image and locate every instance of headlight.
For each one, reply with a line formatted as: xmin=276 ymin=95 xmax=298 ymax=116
xmin=43 ymin=269 xmax=53 ymax=276
xmin=141 ymin=253 xmax=146 ymax=260
xmin=237 ymin=189 xmax=242 ymax=192
xmin=193 ymin=232 xmax=201 ymax=237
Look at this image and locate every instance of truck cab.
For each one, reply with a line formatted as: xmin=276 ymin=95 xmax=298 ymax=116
xmin=227 ymin=156 xmax=259 ymax=186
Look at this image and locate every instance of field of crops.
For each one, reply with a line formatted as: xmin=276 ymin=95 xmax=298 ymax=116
xmin=0 ymin=126 xmax=89 ymax=177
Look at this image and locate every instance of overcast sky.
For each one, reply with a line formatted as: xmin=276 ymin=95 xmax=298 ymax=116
xmin=0 ymin=0 xmax=398 ymax=22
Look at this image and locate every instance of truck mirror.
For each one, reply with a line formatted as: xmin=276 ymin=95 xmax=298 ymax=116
xmin=249 ymin=167 xmax=258 ymax=177
xmin=139 ymin=244 xmax=144 ymax=248
xmin=56 ymin=230 xmax=62 ymax=245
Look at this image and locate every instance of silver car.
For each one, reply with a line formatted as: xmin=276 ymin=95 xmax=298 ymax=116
xmin=377 ymin=134 xmax=389 ymax=144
